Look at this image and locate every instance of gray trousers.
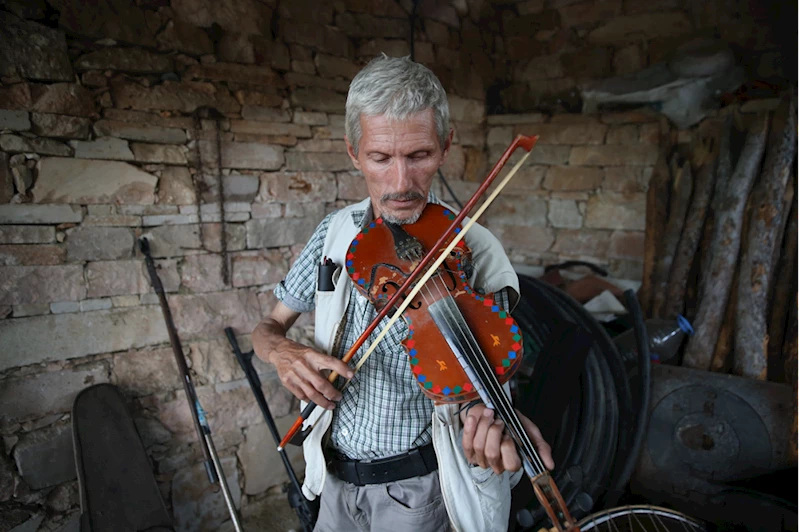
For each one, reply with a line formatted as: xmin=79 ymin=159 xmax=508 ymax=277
xmin=313 ymin=470 xmax=450 ymax=532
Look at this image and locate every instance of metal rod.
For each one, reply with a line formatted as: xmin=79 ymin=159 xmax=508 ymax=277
xmin=225 ymin=327 xmax=317 ymax=531
xmin=139 ymin=237 xmax=244 ymax=530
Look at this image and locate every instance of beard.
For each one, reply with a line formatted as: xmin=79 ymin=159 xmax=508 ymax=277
xmin=380 ymin=191 xmax=426 ymax=225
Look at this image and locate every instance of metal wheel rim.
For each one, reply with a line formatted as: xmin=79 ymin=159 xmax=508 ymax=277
xmin=576 ymin=505 xmax=706 ymax=531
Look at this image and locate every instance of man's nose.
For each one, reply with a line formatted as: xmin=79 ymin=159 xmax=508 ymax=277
xmin=392 ymin=159 xmax=411 ymax=188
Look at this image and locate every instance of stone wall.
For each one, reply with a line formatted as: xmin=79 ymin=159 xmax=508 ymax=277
xmin=0 ymin=0 xmax=789 ymax=530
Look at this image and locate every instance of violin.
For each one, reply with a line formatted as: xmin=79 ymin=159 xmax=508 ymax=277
xmin=278 ymin=134 xmax=578 ymax=532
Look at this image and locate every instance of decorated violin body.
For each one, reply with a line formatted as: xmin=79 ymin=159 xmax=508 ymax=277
xmin=345 ymin=203 xmax=523 ymax=404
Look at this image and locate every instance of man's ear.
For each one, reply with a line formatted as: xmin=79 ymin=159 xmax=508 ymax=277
xmin=440 ymin=128 xmax=454 ymax=164
xmin=345 ymin=136 xmax=361 ymax=170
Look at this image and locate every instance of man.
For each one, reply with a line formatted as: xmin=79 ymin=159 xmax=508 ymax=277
xmin=252 ymin=56 xmax=553 ymax=532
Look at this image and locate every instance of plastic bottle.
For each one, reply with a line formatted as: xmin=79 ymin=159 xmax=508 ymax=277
xmin=613 ymin=315 xmax=694 ymax=370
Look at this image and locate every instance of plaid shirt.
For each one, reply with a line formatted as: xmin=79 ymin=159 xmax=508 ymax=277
xmin=274 ymin=195 xmax=509 ymax=460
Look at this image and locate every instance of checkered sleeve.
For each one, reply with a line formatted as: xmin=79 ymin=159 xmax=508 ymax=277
xmin=273 ymin=213 xmax=334 ymax=313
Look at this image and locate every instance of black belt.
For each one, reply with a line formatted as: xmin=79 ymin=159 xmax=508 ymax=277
xmin=327 ymin=444 xmax=438 ymax=486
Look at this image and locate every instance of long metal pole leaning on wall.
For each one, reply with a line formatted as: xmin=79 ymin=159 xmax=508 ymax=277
xmin=139 ymin=237 xmax=244 ymax=532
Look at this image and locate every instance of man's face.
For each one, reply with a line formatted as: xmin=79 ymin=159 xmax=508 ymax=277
xmin=345 ymin=109 xmax=452 ymax=224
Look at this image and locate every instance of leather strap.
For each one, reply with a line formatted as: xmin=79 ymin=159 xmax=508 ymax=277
xmin=327 ymin=444 xmax=438 ymax=486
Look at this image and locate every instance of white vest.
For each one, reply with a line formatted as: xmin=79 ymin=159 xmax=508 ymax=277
xmin=301 ymin=198 xmax=523 ymax=532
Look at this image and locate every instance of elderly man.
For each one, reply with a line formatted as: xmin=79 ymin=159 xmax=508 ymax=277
xmin=252 ymin=56 xmax=553 ymax=532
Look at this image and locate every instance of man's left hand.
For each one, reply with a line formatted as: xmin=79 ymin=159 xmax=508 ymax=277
xmin=460 ymin=405 xmax=554 ymax=475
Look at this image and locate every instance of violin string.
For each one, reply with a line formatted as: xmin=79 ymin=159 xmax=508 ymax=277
xmin=421 ymin=275 xmax=546 ymax=475
xmin=417 ymin=272 xmax=547 ymax=475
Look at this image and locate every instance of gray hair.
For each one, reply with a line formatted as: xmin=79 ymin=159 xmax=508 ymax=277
xmin=345 ymin=55 xmax=450 ymax=155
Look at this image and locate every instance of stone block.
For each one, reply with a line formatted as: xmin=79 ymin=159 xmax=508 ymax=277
xmin=102 ymin=109 xmax=195 ymax=130
xmin=448 ymin=95 xmax=485 ymax=124
xmin=336 ymin=173 xmax=368 ymax=201
xmin=486 ymin=195 xmax=548 ymax=227
xmin=0 ymin=12 xmax=73 ymax=82
xmin=0 ymin=153 xmax=12 ymax=203
xmin=239 ymin=420 xmax=304 ymax=495
xmin=94 ymin=120 xmax=187 ymax=144
xmin=608 ymin=230 xmax=645 ymax=259
xmin=0 ymin=82 xmax=32 ymax=111
xmin=112 ymin=347 xmax=180 ymax=396
xmin=229 ymin=120 xmax=311 ymax=138
xmin=70 ymin=137 xmax=134 ymax=160
xmin=335 ymin=12 xmax=409 ymax=39
xmin=602 ymin=167 xmax=647 ymax=193
xmin=605 ymin=124 xmax=639 ymax=144
xmin=0 ymin=264 xmax=84 ymax=306
xmin=490 ymin=225 xmax=554 ymax=252
xmin=50 ymin=301 xmax=80 ymax=314
xmin=290 ymin=87 xmax=347 ymax=113
xmin=0 ymin=110 xmax=30 ymax=131
xmin=169 ymin=290 xmax=262 ymax=340
xmin=584 ymin=193 xmax=646 ymax=230
xmin=222 ymin=173 xmax=259 ymax=203
xmin=158 ymin=167 xmax=196 ymax=205
xmin=517 ymin=122 xmax=608 ymax=145
xmin=560 ymin=47 xmax=613 ymax=82
xmin=86 ymin=259 xmax=179 ymax=298
xmin=0 ymin=134 xmax=72 ymax=157
xmin=285 ymin=152 xmax=352 ymax=172
xmin=54 ymin=0 xmax=155 ymax=46
xmin=221 ymin=142 xmax=284 ymax=170
xmin=140 ymin=225 xmax=203 ymax=258
xmin=234 ymin=89 xmax=284 ymax=109
xmin=569 ymin=145 xmax=658 ymax=166
xmin=314 ymin=54 xmax=361 ymax=80
xmin=181 ymin=254 xmax=226 ymax=293
xmin=13 ymin=424 xmax=75 ymax=489
xmin=548 ymin=199 xmax=583 ymax=229
xmin=281 ymin=20 xmax=350 ymax=57
xmin=543 ymin=166 xmax=604 ymax=191
xmin=30 ymin=113 xmax=90 ymax=139
xmin=613 ymin=43 xmax=646 ymax=76
xmin=34 ymin=157 xmax=157 ymax=204
xmin=0 ymin=306 xmax=169 ymax=371
xmin=231 ymin=249 xmax=288 ymax=287
xmin=293 ymin=111 xmax=327 ymax=126
xmin=0 ymin=244 xmax=65 ymax=266
xmin=515 ymin=55 xmax=563 ymax=82
xmin=246 ymin=218 xmax=316 ymax=248
xmin=74 ymin=48 xmax=174 ymax=73
xmin=156 ymin=18 xmax=214 ymax=55
xmin=172 ymin=457 xmax=241 ymax=532
xmin=552 ymin=228 xmax=611 ymax=257
xmin=201 ymin=223 xmax=246 ymax=252
xmin=240 ymin=107 xmax=291 ymax=123
xmin=285 ymin=72 xmax=350 ymax=93
xmin=78 ymin=298 xmax=110 ymax=311
xmin=588 ymin=12 xmax=692 ymax=43
xmin=11 ymin=303 xmax=49 ymax=317
xmin=66 ymin=227 xmax=134 ymax=261
xmin=639 ymin=123 xmax=660 ymax=144
xmin=30 ymin=83 xmax=97 ymax=118
xmin=171 ymin=0 xmax=273 ymax=35
xmin=340 ymin=0 xmax=406 ymax=18
xmin=184 ymin=63 xmax=285 ymax=88
xmin=111 ymin=80 xmax=241 ymax=115
xmin=356 ymin=38 xmax=410 ymax=58
xmin=83 ymin=214 xmax=142 ymax=227
xmin=293 ymin=139 xmax=346 ymax=152
xmin=0 ymin=363 xmax=109 ymax=424
xmin=558 ymin=0 xmax=621 ymax=27
xmin=0 ymin=204 xmax=81 ymax=224
xmin=0 ymin=225 xmax=55 ymax=244
xmin=131 ymin=143 xmax=187 ymax=165
xmin=217 ymin=33 xmax=256 ymax=64
xmin=258 ymin=171 xmax=338 ymax=204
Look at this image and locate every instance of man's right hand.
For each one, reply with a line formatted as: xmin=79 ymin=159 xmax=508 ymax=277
xmin=252 ymin=301 xmax=354 ymax=410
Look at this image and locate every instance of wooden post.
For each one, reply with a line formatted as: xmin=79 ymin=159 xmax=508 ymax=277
xmin=683 ymin=113 xmax=769 ymax=371
xmin=734 ymin=97 xmax=797 ymax=379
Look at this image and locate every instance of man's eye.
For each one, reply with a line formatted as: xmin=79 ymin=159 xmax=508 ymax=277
xmin=410 ymin=152 xmax=428 ymax=160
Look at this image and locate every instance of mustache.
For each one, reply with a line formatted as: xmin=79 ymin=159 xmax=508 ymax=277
xmin=380 ymin=191 xmax=425 ymax=203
